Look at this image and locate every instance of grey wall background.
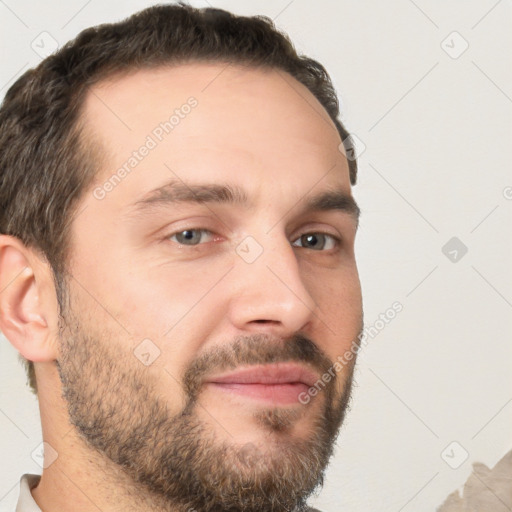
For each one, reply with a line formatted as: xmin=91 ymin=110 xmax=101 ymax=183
xmin=0 ymin=1 xmax=511 ymax=511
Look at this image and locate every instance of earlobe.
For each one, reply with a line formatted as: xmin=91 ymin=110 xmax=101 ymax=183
xmin=0 ymin=235 xmax=56 ymax=363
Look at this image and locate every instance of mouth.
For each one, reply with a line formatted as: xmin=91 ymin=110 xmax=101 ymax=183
xmin=204 ymin=362 xmax=319 ymax=405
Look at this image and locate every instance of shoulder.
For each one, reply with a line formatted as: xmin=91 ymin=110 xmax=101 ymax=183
xmin=20 ymin=473 xmax=41 ymax=487
xmin=17 ymin=473 xmax=42 ymax=512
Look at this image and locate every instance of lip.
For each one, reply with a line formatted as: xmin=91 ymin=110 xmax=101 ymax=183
xmin=204 ymin=363 xmax=318 ymax=405
xmin=206 ymin=363 xmax=319 ymax=387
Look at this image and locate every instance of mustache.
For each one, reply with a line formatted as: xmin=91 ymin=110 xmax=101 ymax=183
xmin=182 ymin=332 xmax=334 ymax=401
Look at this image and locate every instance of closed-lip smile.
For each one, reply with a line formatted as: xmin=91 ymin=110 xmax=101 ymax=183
xmin=205 ymin=363 xmax=319 ymax=404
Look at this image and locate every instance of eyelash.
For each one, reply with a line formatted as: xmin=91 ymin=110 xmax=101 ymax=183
xmin=165 ymin=228 xmax=341 ymax=251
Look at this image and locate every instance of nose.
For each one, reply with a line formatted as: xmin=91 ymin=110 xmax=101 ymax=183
xmin=226 ymin=233 xmax=318 ymax=336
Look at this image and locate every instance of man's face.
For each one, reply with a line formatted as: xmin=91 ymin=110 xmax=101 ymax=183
xmin=57 ymin=63 xmax=363 ymax=511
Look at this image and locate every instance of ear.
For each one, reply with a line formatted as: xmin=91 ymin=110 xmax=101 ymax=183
xmin=0 ymin=235 xmax=59 ymax=362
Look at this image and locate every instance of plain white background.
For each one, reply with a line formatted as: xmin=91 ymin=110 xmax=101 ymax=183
xmin=0 ymin=1 xmax=511 ymax=511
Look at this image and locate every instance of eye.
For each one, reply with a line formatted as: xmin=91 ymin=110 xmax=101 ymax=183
xmin=167 ymin=229 xmax=214 ymax=246
xmin=291 ymin=233 xmax=339 ymax=251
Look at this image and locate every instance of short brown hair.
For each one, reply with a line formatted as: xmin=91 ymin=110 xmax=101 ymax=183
xmin=0 ymin=2 xmax=358 ymax=396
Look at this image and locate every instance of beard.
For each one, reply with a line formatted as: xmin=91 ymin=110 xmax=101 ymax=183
xmin=54 ymin=281 xmax=359 ymax=512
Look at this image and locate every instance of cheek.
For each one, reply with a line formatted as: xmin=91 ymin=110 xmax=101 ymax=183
xmin=311 ymin=262 xmax=361 ymax=316
xmin=309 ymin=266 xmax=362 ymax=354
xmin=109 ymin=260 xmax=230 ymax=363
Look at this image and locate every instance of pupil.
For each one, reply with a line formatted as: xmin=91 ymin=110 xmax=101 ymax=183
xmin=305 ymin=234 xmax=318 ymax=247
xmin=301 ymin=233 xmax=328 ymax=250
xmin=177 ymin=230 xmax=200 ymax=245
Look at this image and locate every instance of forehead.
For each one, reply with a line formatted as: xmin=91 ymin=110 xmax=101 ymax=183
xmin=80 ymin=63 xmax=350 ymax=204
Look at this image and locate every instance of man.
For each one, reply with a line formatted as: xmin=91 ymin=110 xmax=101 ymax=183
xmin=0 ymin=3 xmax=363 ymax=511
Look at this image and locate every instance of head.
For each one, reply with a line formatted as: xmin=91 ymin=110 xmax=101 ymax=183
xmin=0 ymin=3 xmax=362 ymax=511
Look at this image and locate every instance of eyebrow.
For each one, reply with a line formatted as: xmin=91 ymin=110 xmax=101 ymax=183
xmin=128 ymin=180 xmax=360 ymax=227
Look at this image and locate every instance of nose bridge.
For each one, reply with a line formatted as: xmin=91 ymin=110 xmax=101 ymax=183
xmin=228 ymin=228 xmax=317 ymax=332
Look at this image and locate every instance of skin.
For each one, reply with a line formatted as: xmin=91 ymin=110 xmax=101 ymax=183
xmin=0 ymin=62 xmax=363 ymax=511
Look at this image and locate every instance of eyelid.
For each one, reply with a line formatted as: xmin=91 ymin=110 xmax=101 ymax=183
xmin=165 ymin=228 xmax=217 ymax=245
xmin=164 ymin=227 xmax=342 ymax=251
xmin=291 ymin=232 xmax=341 ymax=250
xmin=290 ymin=221 xmax=343 ymax=243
